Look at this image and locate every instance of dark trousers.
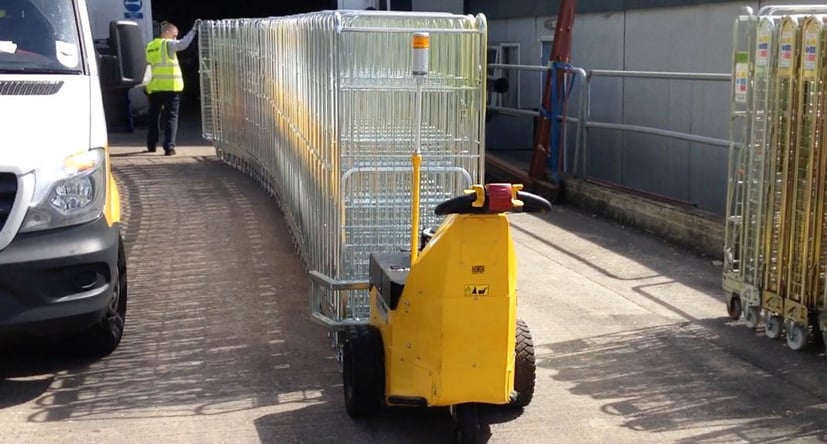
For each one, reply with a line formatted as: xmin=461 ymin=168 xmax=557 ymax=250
xmin=147 ymin=91 xmax=181 ymax=152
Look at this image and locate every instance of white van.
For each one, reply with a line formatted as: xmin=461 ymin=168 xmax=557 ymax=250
xmin=0 ymin=0 xmax=144 ymax=357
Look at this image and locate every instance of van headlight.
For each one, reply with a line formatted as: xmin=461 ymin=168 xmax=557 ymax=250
xmin=20 ymin=149 xmax=107 ymax=233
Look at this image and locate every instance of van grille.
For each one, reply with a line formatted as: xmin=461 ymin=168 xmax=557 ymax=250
xmin=0 ymin=81 xmax=64 ymax=96
xmin=0 ymin=174 xmax=18 ymax=231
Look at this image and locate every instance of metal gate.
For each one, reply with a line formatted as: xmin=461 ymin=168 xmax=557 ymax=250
xmin=724 ymin=6 xmax=827 ymax=353
xmin=197 ymin=10 xmax=488 ymax=355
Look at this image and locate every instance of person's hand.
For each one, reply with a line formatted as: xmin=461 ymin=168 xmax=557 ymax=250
xmin=194 ymin=19 xmax=202 ymax=29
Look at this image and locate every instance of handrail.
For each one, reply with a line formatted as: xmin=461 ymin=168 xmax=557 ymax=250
xmin=589 ymin=69 xmax=731 ymax=81
xmin=586 ymin=122 xmax=729 ymax=148
xmin=485 ymin=63 xmax=732 ymax=179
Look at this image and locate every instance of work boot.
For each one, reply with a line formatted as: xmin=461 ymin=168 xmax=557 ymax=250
xmin=164 ymin=149 xmax=176 ymax=156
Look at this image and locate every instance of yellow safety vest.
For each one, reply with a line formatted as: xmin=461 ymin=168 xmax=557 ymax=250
xmin=145 ymin=38 xmax=184 ymax=93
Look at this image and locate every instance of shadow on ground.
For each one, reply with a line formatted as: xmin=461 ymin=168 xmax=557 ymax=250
xmin=107 ymin=106 xmax=207 ymax=148
xmin=538 ymin=322 xmax=827 ymax=443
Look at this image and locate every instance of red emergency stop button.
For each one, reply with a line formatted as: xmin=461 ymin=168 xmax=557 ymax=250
xmin=486 ymin=183 xmax=514 ymax=213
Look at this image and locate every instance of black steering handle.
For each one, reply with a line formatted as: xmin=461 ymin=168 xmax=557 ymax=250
xmin=516 ymin=191 xmax=552 ymax=213
xmin=433 ymin=185 xmax=552 ymax=216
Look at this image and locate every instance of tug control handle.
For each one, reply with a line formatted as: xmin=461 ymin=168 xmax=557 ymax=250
xmin=434 ymin=183 xmax=552 ymax=216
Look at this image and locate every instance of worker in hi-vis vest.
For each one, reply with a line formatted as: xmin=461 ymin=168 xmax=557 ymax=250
xmin=145 ymin=20 xmax=199 ymax=156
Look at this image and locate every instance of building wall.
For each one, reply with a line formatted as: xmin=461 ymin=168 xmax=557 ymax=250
xmin=469 ymin=0 xmax=826 ymax=19
xmin=476 ymin=0 xmax=827 ymax=216
xmin=339 ymin=0 xmax=375 ymax=9
xmin=413 ymin=0 xmax=463 ymax=12
xmin=338 ymin=0 xmax=461 ymax=11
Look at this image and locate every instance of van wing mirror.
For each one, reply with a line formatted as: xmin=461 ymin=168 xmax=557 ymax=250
xmin=108 ymin=20 xmax=145 ymax=86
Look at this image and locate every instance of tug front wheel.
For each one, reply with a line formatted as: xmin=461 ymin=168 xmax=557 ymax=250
xmin=452 ymin=403 xmax=479 ymax=443
xmin=342 ymin=325 xmax=385 ymax=417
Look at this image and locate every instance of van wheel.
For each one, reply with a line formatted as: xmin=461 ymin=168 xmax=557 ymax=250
xmin=342 ymin=325 xmax=384 ymax=417
xmin=511 ymin=319 xmax=536 ymax=408
xmin=74 ymin=235 xmax=128 ymax=358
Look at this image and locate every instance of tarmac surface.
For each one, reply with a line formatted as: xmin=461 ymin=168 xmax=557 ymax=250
xmin=1 ymin=117 xmax=825 ymax=443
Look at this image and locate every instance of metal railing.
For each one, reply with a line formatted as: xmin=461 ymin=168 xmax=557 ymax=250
xmin=198 ymin=11 xmax=489 ymax=358
xmin=486 ymin=63 xmax=733 ymax=181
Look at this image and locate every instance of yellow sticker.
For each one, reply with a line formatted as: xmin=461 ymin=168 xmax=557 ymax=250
xmin=464 ymin=285 xmax=489 ymax=296
xmin=802 ymin=29 xmax=819 ymax=78
xmin=755 ymin=27 xmax=770 ymax=68
xmin=778 ymin=29 xmax=795 ymax=74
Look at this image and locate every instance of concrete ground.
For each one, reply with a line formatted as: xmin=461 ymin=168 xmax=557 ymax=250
xmin=0 ymin=116 xmax=825 ymax=444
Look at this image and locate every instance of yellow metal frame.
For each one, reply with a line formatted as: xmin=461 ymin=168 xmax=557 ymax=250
xmin=783 ymin=16 xmax=826 ymax=327
xmin=762 ymin=16 xmax=800 ymax=317
xmin=809 ymin=17 xmax=827 ymax=332
xmin=410 ymin=153 xmax=422 ymax=264
xmin=372 ymin=196 xmax=519 ymax=407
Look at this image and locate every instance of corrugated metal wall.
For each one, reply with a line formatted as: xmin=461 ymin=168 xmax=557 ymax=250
xmin=481 ymin=0 xmax=827 ymax=216
xmin=412 ymin=0 xmax=463 ymax=12
xmin=338 ymin=0 xmax=462 ymax=11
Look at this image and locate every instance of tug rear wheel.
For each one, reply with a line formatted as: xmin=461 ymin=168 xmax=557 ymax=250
xmin=511 ymin=319 xmax=536 ymax=408
xmin=342 ymin=325 xmax=385 ymax=417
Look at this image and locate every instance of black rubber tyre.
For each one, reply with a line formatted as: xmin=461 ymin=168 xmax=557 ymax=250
xmin=744 ymin=306 xmax=761 ymax=329
xmin=765 ymin=313 xmax=783 ymax=340
xmin=511 ymin=319 xmax=536 ymax=408
xmin=342 ymin=325 xmax=385 ymax=417
xmin=786 ymin=324 xmax=809 ymax=351
xmin=812 ymin=324 xmax=824 ymax=347
xmin=453 ymin=403 xmax=479 ymax=444
xmin=73 ymin=234 xmax=128 ymax=358
xmin=727 ymin=295 xmax=742 ymax=320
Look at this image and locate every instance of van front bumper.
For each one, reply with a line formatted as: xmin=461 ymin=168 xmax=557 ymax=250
xmin=0 ymin=217 xmax=119 ymax=338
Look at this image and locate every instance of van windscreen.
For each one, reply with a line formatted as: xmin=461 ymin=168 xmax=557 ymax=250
xmin=0 ymin=0 xmax=82 ymax=73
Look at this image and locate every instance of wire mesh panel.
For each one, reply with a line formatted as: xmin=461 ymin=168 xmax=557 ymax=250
xmin=723 ymin=14 xmax=754 ymax=304
xmin=724 ymin=14 xmax=780 ymax=317
xmin=198 ymin=11 xmax=488 ymax=335
xmin=335 ymin=13 xmax=486 ymax=284
xmin=198 ymin=26 xmax=215 ymax=140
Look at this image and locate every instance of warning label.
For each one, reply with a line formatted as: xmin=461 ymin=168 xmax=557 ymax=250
xmin=464 ymin=285 xmax=489 ymax=296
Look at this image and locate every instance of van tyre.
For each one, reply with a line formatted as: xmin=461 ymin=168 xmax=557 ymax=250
xmin=74 ymin=235 xmax=128 ymax=358
xmin=511 ymin=319 xmax=535 ymax=408
xmin=342 ymin=325 xmax=385 ymax=417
